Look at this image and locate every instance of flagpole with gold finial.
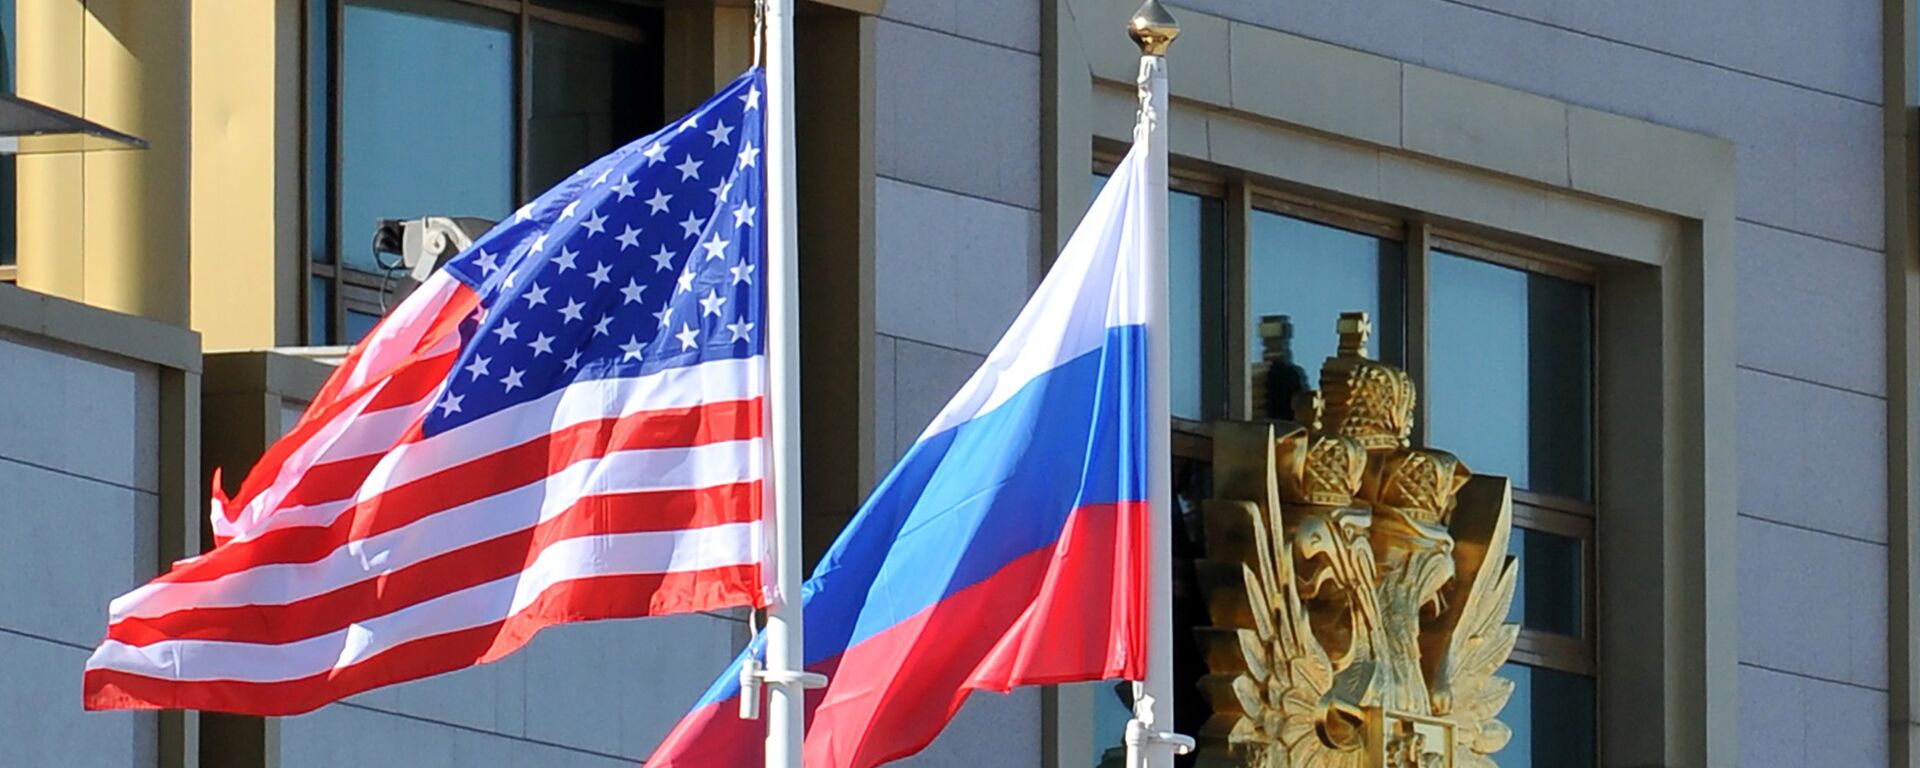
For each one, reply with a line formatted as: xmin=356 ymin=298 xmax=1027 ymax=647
xmin=1123 ymin=3 xmax=1194 ymax=768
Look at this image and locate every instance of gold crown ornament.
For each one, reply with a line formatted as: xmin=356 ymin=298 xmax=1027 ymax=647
xmin=1274 ymin=390 xmax=1369 ymax=507
xmin=1320 ymin=313 xmax=1418 ymax=453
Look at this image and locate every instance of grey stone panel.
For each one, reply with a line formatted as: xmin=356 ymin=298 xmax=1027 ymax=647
xmin=1737 ymin=664 xmax=1887 ymax=767
xmin=893 ymin=688 xmax=1043 ymax=768
xmin=278 ymin=703 xmax=640 ymax=768
xmin=880 ymin=0 xmax=1040 ymax=53
xmin=0 ymin=459 xmax=156 ymax=647
xmin=1150 ymin=0 xmax=1884 ymax=248
xmin=0 ymin=332 xmax=159 ymax=492
xmin=315 ymin=614 xmax=745 ymax=761
xmin=1181 ymin=0 xmax=1880 ymax=103
xmin=875 ymin=178 xmax=1039 ymax=356
xmin=889 ymin=338 xmax=986 ymax=459
xmin=1737 ymin=515 xmax=1887 ymax=690
xmin=1734 ymin=368 xmax=1887 ymax=543
xmin=1735 ymin=221 xmax=1886 ymax=396
xmin=875 ymin=20 xmax=1041 ymax=210
xmin=0 ymin=633 xmax=157 ymax=768
xmin=519 ymin=614 xmax=744 ymax=759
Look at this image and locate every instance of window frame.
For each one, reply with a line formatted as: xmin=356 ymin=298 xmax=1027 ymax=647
xmin=301 ymin=0 xmax=663 ymax=345
xmin=1095 ymin=148 xmax=1604 ymax=753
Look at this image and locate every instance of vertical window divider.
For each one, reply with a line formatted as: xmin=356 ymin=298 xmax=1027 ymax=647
xmin=1405 ymin=218 xmax=1432 ymax=447
xmin=1223 ymin=177 xmax=1252 ymax=421
xmin=327 ymin=0 xmax=346 ymax=345
xmin=513 ymin=1 xmax=531 ymax=205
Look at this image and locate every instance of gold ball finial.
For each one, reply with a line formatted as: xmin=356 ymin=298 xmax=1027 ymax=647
xmin=1128 ymin=0 xmax=1180 ymax=56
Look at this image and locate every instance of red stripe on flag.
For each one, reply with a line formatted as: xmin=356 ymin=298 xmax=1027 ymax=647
xmin=222 ymin=281 xmax=479 ymax=522
xmin=802 ymin=502 xmax=1145 ymax=767
xmin=85 ymin=565 xmax=760 ymax=716
xmin=162 ymin=397 xmax=763 ymax=586
xmin=109 ymin=481 xmax=763 ymax=646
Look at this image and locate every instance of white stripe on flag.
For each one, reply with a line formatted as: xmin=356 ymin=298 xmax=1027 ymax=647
xmin=87 ymin=523 xmax=759 ymax=683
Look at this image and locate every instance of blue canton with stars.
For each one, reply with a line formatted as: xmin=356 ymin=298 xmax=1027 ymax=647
xmin=423 ymin=70 xmax=766 ymax=436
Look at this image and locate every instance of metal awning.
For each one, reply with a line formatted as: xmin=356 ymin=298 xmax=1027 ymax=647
xmin=0 ymin=92 xmax=147 ymax=155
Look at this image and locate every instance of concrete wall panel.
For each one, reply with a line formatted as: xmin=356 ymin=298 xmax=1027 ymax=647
xmin=1735 ymin=369 xmax=1888 ymax=543
xmin=1738 ymin=664 xmax=1888 ymax=767
xmin=0 ymin=332 xmax=159 ymax=491
xmin=874 ymin=20 xmax=1040 ymax=209
xmin=880 ymin=0 xmax=1040 ymax=53
xmin=1735 ymin=222 xmax=1887 ymax=396
xmin=1738 ymin=516 xmax=1887 ymax=689
xmin=1 ymin=633 xmax=156 ymax=768
xmin=0 ymin=460 xmax=155 ymax=647
xmin=875 ymin=178 xmax=1038 ymax=355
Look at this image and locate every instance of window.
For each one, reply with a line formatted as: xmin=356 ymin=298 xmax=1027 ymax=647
xmin=305 ymin=0 xmax=663 ymax=345
xmin=0 ymin=0 xmax=16 ymax=277
xmin=1089 ymin=156 xmax=1600 ymax=767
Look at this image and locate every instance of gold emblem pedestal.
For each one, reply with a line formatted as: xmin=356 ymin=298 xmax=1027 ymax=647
xmin=1195 ymin=312 xmax=1520 ymax=768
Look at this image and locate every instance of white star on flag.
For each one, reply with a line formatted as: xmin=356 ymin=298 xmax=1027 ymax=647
xmin=620 ymin=278 xmax=647 ymax=305
xmin=587 ymin=262 xmax=612 ymax=287
xmin=707 ymin=120 xmax=733 ymax=147
xmin=676 ymin=323 xmax=699 ymax=350
xmin=616 ymin=225 xmax=643 ymax=250
xmin=726 ymin=318 xmax=754 ymax=343
xmin=646 ymin=189 xmax=672 ymax=215
xmin=581 ymin=213 xmax=607 ymax=236
xmin=676 ymin=156 xmax=703 ymax=181
xmin=700 ymin=289 xmax=727 ymax=318
xmin=651 ymin=245 xmax=676 ymax=272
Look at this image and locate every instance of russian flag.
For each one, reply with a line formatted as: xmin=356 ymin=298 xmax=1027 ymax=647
xmin=648 ymin=142 xmax=1155 ymax=768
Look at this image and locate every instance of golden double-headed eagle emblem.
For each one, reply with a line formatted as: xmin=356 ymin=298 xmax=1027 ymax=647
xmin=1195 ymin=312 xmax=1519 ymax=768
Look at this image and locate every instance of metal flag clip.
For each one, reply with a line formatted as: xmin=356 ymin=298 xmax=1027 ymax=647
xmin=737 ymin=658 xmax=829 ymax=720
xmin=1124 ymin=719 xmax=1196 ymax=756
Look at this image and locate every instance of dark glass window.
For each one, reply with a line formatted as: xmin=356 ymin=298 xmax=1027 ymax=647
xmin=1091 ymin=173 xmax=1226 ymax=422
xmin=309 ymin=0 xmax=663 ymax=344
xmin=528 ymin=19 xmax=660 ymax=194
xmin=1496 ymin=663 xmax=1597 ymax=768
xmin=338 ymin=0 xmax=513 ymax=276
xmin=1248 ymin=208 xmax=1403 ymax=419
xmin=1427 ymin=250 xmax=1594 ymax=500
xmin=0 ymin=0 xmax=15 ymax=269
xmin=1508 ymin=526 xmax=1585 ymax=638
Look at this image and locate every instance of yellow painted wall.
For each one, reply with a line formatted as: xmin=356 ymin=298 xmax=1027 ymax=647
xmin=189 ymin=0 xmax=300 ymax=349
xmin=15 ymin=0 xmax=192 ymax=327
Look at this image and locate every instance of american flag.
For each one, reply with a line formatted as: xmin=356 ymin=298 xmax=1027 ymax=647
xmin=83 ymin=71 xmax=772 ymax=715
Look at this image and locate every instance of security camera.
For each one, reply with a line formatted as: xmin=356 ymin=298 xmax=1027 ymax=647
xmin=371 ymin=216 xmax=497 ymax=282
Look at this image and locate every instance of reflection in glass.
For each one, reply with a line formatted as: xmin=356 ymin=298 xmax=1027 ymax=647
xmin=529 ymin=19 xmax=661 ymax=195
xmin=1248 ymin=210 xmax=1402 ymax=420
xmin=1495 ymin=663 xmax=1596 ymax=768
xmin=1506 ymin=526 xmax=1583 ymax=637
xmin=339 ymin=0 xmax=513 ymax=275
xmin=1427 ymin=252 xmax=1592 ymax=499
xmin=1090 ymin=174 xmax=1224 ymax=421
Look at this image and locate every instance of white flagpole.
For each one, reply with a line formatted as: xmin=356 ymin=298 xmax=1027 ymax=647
xmin=762 ymin=1 xmax=815 ymax=767
xmin=1124 ymin=3 xmax=1191 ymax=768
